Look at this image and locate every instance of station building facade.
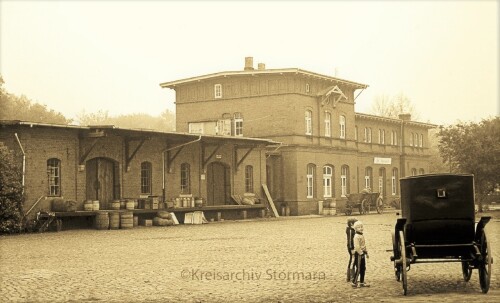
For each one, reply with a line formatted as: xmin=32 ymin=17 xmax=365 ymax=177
xmin=160 ymin=57 xmax=435 ymax=215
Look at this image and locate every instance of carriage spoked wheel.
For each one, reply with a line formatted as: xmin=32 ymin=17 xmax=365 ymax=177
xmin=461 ymin=259 xmax=473 ymax=282
xmin=391 ymin=230 xmax=401 ymax=281
xmin=376 ymin=197 xmax=384 ymax=214
xmin=398 ymin=230 xmax=408 ymax=295
xmin=478 ymin=230 xmax=492 ymax=293
xmin=360 ymin=199 xmax=369 ymax=215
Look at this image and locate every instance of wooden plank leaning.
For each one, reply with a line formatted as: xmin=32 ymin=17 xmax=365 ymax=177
xmin=262 ymin=184 xmax=279 ymax=218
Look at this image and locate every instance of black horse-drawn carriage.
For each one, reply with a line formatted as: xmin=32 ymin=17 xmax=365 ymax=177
xmin=390 ymin=174 xmax=492 ymax=295
xmin=345 ymin=192 xmax=384 ymax=215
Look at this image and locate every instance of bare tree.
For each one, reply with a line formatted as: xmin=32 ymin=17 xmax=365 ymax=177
xmin=370 ymin=92 xmax=420 ymax=121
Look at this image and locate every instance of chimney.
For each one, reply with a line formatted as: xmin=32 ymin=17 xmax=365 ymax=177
xmin=257 ymin=63 xmax=266 ymax=70
xmin=244 ymin=57 xmax=254 ymax=70
xmin=398 ymin=113 xmax=412 ymax=121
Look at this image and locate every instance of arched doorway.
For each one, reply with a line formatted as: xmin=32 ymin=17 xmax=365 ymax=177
xmin=206 ymin=162 xmax=230 ymax=206
xmin=86 ymin=157 xmax=119 ymax=210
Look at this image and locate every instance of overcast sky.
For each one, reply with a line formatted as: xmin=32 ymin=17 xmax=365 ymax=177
xmin=1 ymin=0 xmax=498 ymax=126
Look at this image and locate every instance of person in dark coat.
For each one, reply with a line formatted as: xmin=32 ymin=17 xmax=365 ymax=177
xmin=346 ymin=217 xmax=358 ymax=282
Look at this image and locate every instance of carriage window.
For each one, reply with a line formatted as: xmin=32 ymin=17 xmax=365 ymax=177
xmin=180 ymin=163 xmax=191 ymax=194
xmin=47 ymin=158 xmax=61 ymax=196
xmin=245 ymin=165 xmax=254 ymax=193
xmin=306 ymin=164 xmax=315 ymax=198
xmin=437 ymin=188 xmax=447 ymax=198
xmin=323 ymin=166 xmax=333 ymax=198
xmin=141 ymin=162 xmax=152 ymax=195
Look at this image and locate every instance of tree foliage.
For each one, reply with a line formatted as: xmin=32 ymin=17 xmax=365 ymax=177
xmin=0 ymin=143 xmax=24 ymax=234
xmin=370 ymin=93 xmax=421 ymax=121
xmin=0 ymin=76 xmax=72 ymax=124
xmin=437 ymin=117 xmax=500 ymax=208
xmin=76 ymin=109 xmax=176 ymax=132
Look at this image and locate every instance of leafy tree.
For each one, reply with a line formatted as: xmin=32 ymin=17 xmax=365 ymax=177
xmin=437 ymin=117 xmax=500 ymax=211
xmin=0 ymin=143 xmax=24 ymax=234
xmin=0 ymin=75 xmax=71 ymax=124
xmin=370 ymin=92 xmax=421 ymax=121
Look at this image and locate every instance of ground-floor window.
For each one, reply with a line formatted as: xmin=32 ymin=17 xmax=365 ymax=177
xmin=341 ymin=165 xmax=349 ymax=197
xmin=245 ymin=165 xmax=253 ymax=193
xmin=391 ymin=168 xmax=398 ymax=195
xmin=141 ymin=161 xmax=152 ymax=195
xmin=323 ymin=165 xmax=333 ymax=197
xmin=307 ymin=164 xmax=315 ymax=198
xmin=180 ymin=163 xmax=191 ymax=193
xmin=47 ymin=158 xmax=61 ymax=196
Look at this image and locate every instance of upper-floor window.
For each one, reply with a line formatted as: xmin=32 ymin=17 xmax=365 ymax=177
xmin=391 ymin=168 xmax=399 ymax=195
xmin=341 ymin=165 xmax=349 ymax=197
xmin=245 ymin=165 xmax=254 ymax=193
xmin=324 ymin=112 xmax=331 ymax=137
xmin=364 ymin=127 xmax=372 ymax=143
xmin=379 ymin=129 xmax=385 ymax=145
xmin=410 ymin=132 xmax=414 ymax=146
xmin=419 ymin=134 xmax=423 ymax=147
xmin=47 ymin=158 xmax=61 ymax=196
xmin=391 ymin=131 xmax=398 ymax=146
xmin=306 ymin=164 xmax=315 ymax=198
xmin=323 ymin=165 xmax=333 ymax=198
xmin=354 ymin=126 xmax=358 ymax=141
xmin=180 ymin=163 xmax=191 ymax=194
xmin=305 ymin=83 xmax=310 ymax=93
xmin=141 ymin=161 xmax=152 ymax=195
xmin=365 ymin=167 xmax=373 ymax=189
xmin=305 ymin=110 xmax=313 ymax=135
xmin=419 ymin=168 xmax=425 ymax=175
xmin=214 ymin=84 xmax=222 ymax=98
xmin=411 ymin=168 xmax=417 ymax=176
xmin=233 ymin=112 xmax=243 ymax=137
xmin=339 ymin=115 xmax=346 ymax=139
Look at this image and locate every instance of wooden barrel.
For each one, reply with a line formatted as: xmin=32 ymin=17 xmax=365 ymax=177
xmin=110 ymin=200 xmax=121 ymax=210
xmin=83 ymin=200 xmax=93 ymax=211
xmin=109 ymin=212 xmax=120 ymax=230
xmin=120 ymin=212 xmax=133 ymax=229
xmin=95 ymin=212 xmax=109 ymax=230
xmin=92 ymin=200 xmax=100 ymax=211
xmin=125 ymin=200 xmax=135 ymax=210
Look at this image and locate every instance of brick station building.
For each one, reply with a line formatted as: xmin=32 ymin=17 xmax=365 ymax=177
xmin=160 ymin=57 xmax=436 ymax=215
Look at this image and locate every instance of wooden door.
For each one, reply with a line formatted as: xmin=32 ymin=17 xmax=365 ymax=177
xmin=86 ymin=158 xmax=115 ymax=209
xmin=207 ymin=162 xmax=230 ymax=206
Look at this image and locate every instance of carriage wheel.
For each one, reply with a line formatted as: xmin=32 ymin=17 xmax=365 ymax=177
xmin=360 ymin=199 xmax=368 ymax=215
xmin=391 ymin=230 xmax=401 ymax=281
xmin=376 ymin=197 xmax=384 ymax=214
xmin=478 ymin=231 xmax=492 ymax=293
xmin=461 ymin=260 xmax=472 ymax=282
xmin=399 ymin=230 xmax=408 ymax=295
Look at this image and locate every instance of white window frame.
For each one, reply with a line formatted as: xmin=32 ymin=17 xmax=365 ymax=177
xmin=341 ymin=165 xmax=348 ymax=197
xmin=323 ymin=166 xmax=332 ymax=198
xmin=379 ymin=129 xmax=385 ymax=144
xmin=391 ymin=168 xmax=398 ymax=195
xmin=233 ymin=112 xmax=243 ymax=137
xmin=339 ymin=115 xmax=346 ymax=139
xmin=305 ymin=83 xmax=310 ymax=93
xmin=324 ymin=112 xmax=331 ymax=137
xmin=419 ymin=134 xmax=423 ymax=147
xmin=305 ymin=110 xmax=312 ymax=135
xmin=378 ymin=176 xmax=384 ymax=195
xmin=365 ymin=167 xmax=372 ymax=189
xmin=307 ymin=164 xmax=315 ymax=198
xmin=214 ymin=84 xmax=222 ymax=98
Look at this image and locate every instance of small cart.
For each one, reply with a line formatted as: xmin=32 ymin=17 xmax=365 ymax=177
xmin=345 ymin=192 xmax=383 ymax=215
xmin=390 ymin=174 xmax=492 ymax=295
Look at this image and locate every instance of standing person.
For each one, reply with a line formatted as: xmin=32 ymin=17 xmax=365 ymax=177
xmin=346 ymin=217 xmax=358 ymax=282
xmin=352 ymin=220 xmax=370 ymax=287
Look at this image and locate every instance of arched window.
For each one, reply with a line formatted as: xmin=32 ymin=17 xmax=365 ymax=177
xmin=354 ymin=126 xmax=358 ymax=141
xmin=391 ymin=168 xmax=399 ymax=195
xmin=141 ymin=161 xmax=152 ymax=195
xmin=324 ymin=112 xmax=331 ymax=137
xmin=364 ymin=127 xmax=372 ymax=143
xmin=365 ymin=167 xmax=373 ymax=190
xmin=419 ymin=134 xmax=424 ymax=147
xmin=47 ymin=158 xmax=61 ymax=196
xmin=305 ymin=110 xmax=313 ymax=135
xmin=180 ymin=163 xmax=191 ymax=193
xmin=419 ymin=168 xmax=425 ymax=175
xmin=341 ymin=165 xmax=350 ymax=197
xmin=323 ymin=165 xmax=333 ymax=198
xmin=339 ymin=115 xmax=346 ymax=139
xmin=378 ymin=167 xmax=386 ymax=196
xmin=306 ymin=164 xmax=315 ymax=198
xmin=410 ymin=132 xmax=414 ymax=146
xmin=379 ymin=129 xmax=385 ymax=144
xmin=245 ymin=165 xmax=254 ymax=193
xmin=411 ymin=168 xmax=417 ymax=176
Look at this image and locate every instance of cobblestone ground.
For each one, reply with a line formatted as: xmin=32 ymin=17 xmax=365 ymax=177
xmin=0 ymin=211 xmax=499 ymax=303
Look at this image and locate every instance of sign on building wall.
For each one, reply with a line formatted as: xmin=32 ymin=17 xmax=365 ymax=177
xmin=374 ymin=157 xmax=392 ymax=165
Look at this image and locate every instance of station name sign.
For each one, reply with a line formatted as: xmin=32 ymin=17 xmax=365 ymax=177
xmin=374 ymin=157 xmax=392 ymax=165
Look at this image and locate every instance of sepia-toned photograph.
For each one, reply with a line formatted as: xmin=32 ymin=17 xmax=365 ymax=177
xmin=0 ymin=1 xmax=498 ymax=302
